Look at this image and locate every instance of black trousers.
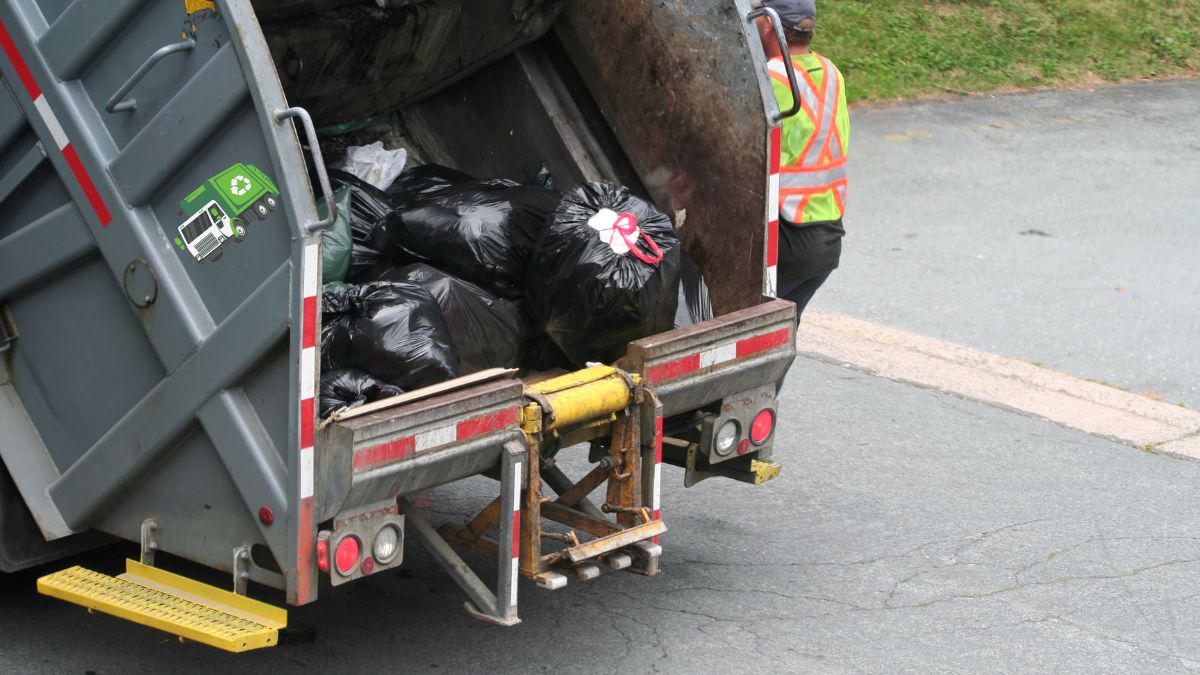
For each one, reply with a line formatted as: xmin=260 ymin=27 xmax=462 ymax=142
xmin=775 ymin=272 xmax=831 ymax=396
xmin=777 ymin=272 xmax=831 ymax=324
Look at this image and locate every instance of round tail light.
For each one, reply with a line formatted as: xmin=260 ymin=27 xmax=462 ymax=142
xmin=750 ymin=409 xmax=775 ymax=445
xmin=335 ymin=535 xmax=361 ymax=576
xmin=714 ymin=420 xmax=740 ymax=456
xmin=373 ymin=524 xmax=401 ymax=564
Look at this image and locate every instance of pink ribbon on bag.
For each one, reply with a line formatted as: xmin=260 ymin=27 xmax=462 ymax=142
xmin=612 ymin=211 xmax=663 ymax=264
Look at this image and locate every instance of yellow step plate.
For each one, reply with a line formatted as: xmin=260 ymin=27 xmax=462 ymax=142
xmin=37 ymin=560 xmax=286 ymax=653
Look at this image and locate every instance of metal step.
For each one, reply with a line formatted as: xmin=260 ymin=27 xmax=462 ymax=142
xmin=37 ymin=560 xmax=286 ymax=653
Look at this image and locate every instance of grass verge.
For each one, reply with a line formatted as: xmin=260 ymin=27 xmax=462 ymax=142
xmin=818 ymin=0 xmax=1200 ymax=103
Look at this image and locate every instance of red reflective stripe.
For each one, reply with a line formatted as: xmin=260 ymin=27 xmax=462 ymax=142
xmin=353 ymin=436 xmax=416 ymax=469
xmin=354 ymin=408 xmax=518 ymax=471
xmin=769 ymin=126 xmax=781 ymax=173
xmin=511 ymin=514 xmax=520 ymax=558
xmin=0 ymin=20 xmax=40 ymax=99
xmin=736 ymin=328 xmax=791 ymax=357
xmin=766 ymin=215 xmax=779 ymax=266
xmin=655 ymin=416 xmax=663 ymax=463
xmin=301 ymin=295 xmax=317 ymax=349
xmin=456 ymin=407 xmax=520 ymax=441
xmin=0 ymin=22 xmax=113 ymax=228
xmin=295 ymin=496 xmax=315 ymax=604
xmin=646 ymin=353 xmax=699 ymax=383
xmin=62 ymin=144 xmax=112 ymax=227
xmin=299 ymin=397 xmax=315 ymax=448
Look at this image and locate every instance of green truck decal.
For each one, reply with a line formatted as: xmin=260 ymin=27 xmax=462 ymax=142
xmin=174 ymin=163 xmax=280 ymax=262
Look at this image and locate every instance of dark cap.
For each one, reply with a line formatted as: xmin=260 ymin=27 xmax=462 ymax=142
xmin=762 ymin=0 xmax=816 ymax=30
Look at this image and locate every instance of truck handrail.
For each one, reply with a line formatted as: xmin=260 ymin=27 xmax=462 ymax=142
xmin=273 ymin=106 xmax=336 ymax=234
xmin=104 ymin=38 xmax=196 ymax=114
xmin=746 ymin=7 xmax=802 ymax=122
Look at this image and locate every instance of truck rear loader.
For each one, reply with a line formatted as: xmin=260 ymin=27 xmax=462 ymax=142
xmin=0 ymin=0 xmax=804 ymax=651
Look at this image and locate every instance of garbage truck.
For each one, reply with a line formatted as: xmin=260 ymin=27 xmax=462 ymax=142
xmin=174 ymin=162 xmax=280 ymax=261
xmin=0 ymin=0 xmax=803 ymax=651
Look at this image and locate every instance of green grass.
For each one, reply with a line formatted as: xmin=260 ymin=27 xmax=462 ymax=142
xmin=817 ymin=0 xmax=1200 ymax=102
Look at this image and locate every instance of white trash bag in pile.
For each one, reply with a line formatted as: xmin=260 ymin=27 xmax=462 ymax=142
xmin=336 ymin=141 xmax=408 ymax=191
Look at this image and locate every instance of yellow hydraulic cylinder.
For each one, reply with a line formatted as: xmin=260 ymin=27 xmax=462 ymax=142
xmin=525 ymin=366 xmax=637 ymax=432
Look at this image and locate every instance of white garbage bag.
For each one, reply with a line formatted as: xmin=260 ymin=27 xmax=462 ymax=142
xmin=336 ymin=141 xmax=408 ymax=191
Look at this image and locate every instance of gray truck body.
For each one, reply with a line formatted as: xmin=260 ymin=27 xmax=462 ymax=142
xmin=0 ymin=0 xmax=793 ymax=610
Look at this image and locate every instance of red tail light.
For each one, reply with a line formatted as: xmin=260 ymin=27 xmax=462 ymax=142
xmin=335 ymin=535 xmax=361 ymax=575
xmin=316 ymin=536 xmax=330 ymax=573
xmin=750 ymin=409 xmax=775 ymax=445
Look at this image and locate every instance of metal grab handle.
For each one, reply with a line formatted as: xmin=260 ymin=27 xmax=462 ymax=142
xmin=274 ymin=106 xmax=336 ymax=234
xmin=747 ymin=7 xmax=802 ymax=122
xmin=105 ymin=39 xmax=196 ymax=114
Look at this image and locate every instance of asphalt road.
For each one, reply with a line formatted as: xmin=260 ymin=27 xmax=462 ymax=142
xmin=816 ymin=78 xmax=1200 ymax=408
xmin=3 ymin=80 xmax=1199 ymax=673
xmin=4 ymin=359 xmax=1199 ymax=673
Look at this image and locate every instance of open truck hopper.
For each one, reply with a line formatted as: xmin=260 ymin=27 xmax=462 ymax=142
xmin=0 ymin=0 xmax=798 ymax=648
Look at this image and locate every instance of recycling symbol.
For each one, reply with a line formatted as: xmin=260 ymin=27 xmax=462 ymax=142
xmin=230 ymin=174 xmax=252 ymax=197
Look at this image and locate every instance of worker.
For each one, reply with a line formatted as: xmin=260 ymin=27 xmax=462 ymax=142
xmin=757 ymin=0 xmax=849 ymax=322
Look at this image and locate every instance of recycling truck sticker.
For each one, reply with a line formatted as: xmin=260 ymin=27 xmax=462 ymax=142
xmin=174 ymin=163 xmax=280 ymax=263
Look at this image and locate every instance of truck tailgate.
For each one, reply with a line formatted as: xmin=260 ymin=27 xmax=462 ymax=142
xmin=619 ymin=299 xmax=796 ymax=417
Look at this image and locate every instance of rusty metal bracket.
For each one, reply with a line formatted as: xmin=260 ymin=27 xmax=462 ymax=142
xmin=401 ymin=441 xmax=524 ymax=627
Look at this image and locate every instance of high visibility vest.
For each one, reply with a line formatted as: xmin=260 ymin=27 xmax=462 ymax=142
xmin=768 ymin=53 xmax=849 ymax=225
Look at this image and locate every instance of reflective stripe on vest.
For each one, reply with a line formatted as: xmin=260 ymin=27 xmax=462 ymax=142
xmin=768 ymin=54 xmax=846 ymax=224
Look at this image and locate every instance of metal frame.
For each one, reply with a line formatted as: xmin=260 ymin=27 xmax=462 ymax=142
xmin=400 ymin=441 xmax=524 ymax=626
xmin=0 ymin=0 xmax=324 ymax=595
xmin=442 ymin=368 xmax=664 ymax=592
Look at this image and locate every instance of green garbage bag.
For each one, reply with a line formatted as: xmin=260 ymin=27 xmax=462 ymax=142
xmin=323 ymin=280 xmax=351 ymax=296
xmin=318 ymin=186 xmax=353 ymax=282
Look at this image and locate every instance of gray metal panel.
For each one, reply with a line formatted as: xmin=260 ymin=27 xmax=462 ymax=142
xmin=219 ymin=0 xmax=328 ymax=604
xmin=0 ymin=0 xmax=314 ymax=591
xmin=0 ymin=381 xmax=74 ymax=539
xmin=0 ymin=80 xmax=27 ymax=152
xmin=38 ymin=0 xmax=148 ymax=81
xmin=94 ymin=426 xmax=281 ymax=587
xmin=0 ymin=139 xmax=44 ymax=203
xmin=0 ymin=202 xmax=94 ymax=299
xmin=197 ymin=388 xmax=288 ymax=561
xmin=149 ymin=106 xmax=293 ymax=326
xmin=0 ymin=148 xmax=64 ymax=240
xmin=7 ymin=255 xmax=163 ymax=469
xmin=108 ymin=42 xmax=250 ymax=207
xmin=31 ymin=0 xmax=67 ymax=24
xmin=49 ymin=262 xmax=289 ymax=530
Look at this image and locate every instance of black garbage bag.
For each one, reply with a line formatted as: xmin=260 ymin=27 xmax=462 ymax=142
xmin=380 ymin=170 xmax=560 ymax=299
xmin=521 ymin=335 xmax=574 ymax=372
xmin=673 ymin=251 xmax=714 ymax=328
xmin=386 ymin=164 xmax=476 ymax=203
xmin=526 ymin=182 xmax=682 ymax=366
xmin=327 ymin=169 xmax=422 ymax=281
xmin=319 ymin=368 xmax=403 ymax=418
xmin=321 ymin=281 xmax=460 ymax=390
xmin=376 ymin=264 xmax=524 ymax=374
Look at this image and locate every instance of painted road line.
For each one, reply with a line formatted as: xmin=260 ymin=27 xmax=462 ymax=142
xmin=796 ymin=310 xmax=1200 ymax=459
